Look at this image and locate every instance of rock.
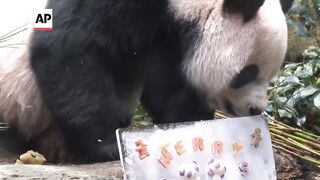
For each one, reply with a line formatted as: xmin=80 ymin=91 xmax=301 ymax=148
xmin=274 ymin=148 xmax=303 ymax=179
xmin=0 ymin=162 xmax=123 ymax=180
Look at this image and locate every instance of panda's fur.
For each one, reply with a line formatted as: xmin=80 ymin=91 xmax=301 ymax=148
xmin=0 ymin=30 xmax=47 ymax=139
xmin=0 ymin=0 xmax=288 ymax=162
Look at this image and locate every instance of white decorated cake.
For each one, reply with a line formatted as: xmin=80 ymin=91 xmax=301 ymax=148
xmin=116 ymin=116 xmax=276 ymax=180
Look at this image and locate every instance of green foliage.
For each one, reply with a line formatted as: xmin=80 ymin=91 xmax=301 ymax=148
xmin=132 ymin=103 xmax=153 ymax=127
xmin=286 ymin=0 xmax=320 ymax=37
xmin=267 ymin=46 xmax=320 ymax=133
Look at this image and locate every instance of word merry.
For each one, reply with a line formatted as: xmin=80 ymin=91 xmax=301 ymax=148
xmin=135 ymin=138 xmax=245 ymax=168
xmin=134 ymin=128 xmax=262 ymax=168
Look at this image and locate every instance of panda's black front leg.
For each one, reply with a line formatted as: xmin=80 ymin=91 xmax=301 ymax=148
xmin=141 ymin=45 xmax=213 ymax=124
xmin=30 ymin=34 xmax=142 ymax=162
xmin=163 ymin=87 xmax=214 ymax=123
xmin=142 ymin=84 xmax=213 ymax=124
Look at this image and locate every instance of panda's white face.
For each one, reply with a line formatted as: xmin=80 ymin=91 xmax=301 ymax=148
xmin=168 ymin=0 xmax=287 ymax=116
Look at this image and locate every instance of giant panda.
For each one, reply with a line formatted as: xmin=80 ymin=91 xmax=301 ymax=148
xmin=0 ymin=0 xmax=290 ymax=162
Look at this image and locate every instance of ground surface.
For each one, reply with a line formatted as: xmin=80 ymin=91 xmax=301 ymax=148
xmin=0 ymin=162 xmax=122 ymax=180
xmin=1 ymin=145 xmax=319 ymax=180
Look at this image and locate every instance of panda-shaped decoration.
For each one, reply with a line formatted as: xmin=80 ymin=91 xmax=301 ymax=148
xmin=0 ymin=0 xmax=289 ymax=162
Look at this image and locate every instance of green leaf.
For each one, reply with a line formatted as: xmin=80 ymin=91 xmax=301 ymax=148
xmin=304 ymin=63 xmax=314 ymax=72
xmin=286 ymin=97 xmax=296 ymax=108
xmin=284 ymin=63 xmax=301 ymax=70
xmin=284 ymin=76 xmax=300 ymax=84
xmin=278 ymin=76 xmax=286 ymax=83
xmin=314 ymin=93 xmax=320 ymax=109
xmin=133 ymin=114 xmax=144 ymax=121
xmin=305 ymin=51 xmax=318 ymax=58
xmin=304 ymin=46 xmax=319 ymax=58
xmin=284 ymin=107 xmax=298 ymax=117
xmin=275 ymin=84 xmax=296 ymax=94
xmin=293 ymin=87 xmax=304 ymax=95
xmin=283 ymin=70 xmax=293 ymax=76
xmin=278 ymin=109 xmax=293 ymax=118
xmin=275 ymin=96 xmax=287 ymax=106
xmin=139 ymin=121 xmax=150 ymax=126
xmin=265 ymin=103 xmax=274 ymax=113
xmin=294 ymin=65 xmax=313 ymax=78
xmin=307 ymin=46 xmax=317 ymax=51
xmin=316 ymin=78 xmax=320 ymax=86
xmin=300 ymin=85 xmax=319 ymax=98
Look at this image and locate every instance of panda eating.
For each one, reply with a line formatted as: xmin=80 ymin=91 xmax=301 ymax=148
xmin=0 ymin=0 xmax=289 ymax=162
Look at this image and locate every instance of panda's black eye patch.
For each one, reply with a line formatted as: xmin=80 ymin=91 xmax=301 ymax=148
xmin=223 ymin=0 xmax=265 ymax=22
xmin=230 ymin=64 xmax=259 ymax=89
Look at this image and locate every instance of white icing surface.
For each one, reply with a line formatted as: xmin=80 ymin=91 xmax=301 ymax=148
xmin=116 ymin=116 xmax=276 ymax=180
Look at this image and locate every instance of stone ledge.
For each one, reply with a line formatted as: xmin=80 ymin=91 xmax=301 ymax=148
xmin=0 ymin=148 xmax=319 ymax=179
xmin=0 ymin=161 xmax=123 ymax=180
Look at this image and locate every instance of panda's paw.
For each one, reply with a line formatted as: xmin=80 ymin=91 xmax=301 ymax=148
xmin=179 ymin=161 xmax=200 ymax=179
xmin=34 ymin=126 xmax=69 ymax=163
xmin=98 ymin=142 xmax=120 ymax=161
xmin=207 ymin=158 xmax=227 ymax=178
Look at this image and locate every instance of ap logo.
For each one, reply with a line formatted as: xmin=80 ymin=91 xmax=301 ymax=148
xmin=34 ymin=9 xmax=53 ymax=30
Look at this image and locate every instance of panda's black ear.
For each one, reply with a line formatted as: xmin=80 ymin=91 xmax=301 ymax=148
xmin=223 ymin=0 xmax=265 ymax=22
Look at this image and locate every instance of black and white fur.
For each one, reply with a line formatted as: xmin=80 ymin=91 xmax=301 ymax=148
xmin=0 ymin=0 xmax=289 ymax=162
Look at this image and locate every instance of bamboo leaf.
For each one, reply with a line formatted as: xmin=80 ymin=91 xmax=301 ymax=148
xmin=300 ymin=85 xmax=319 ymax=98
xmin=314 ymin=93 xmax=320 ymax=109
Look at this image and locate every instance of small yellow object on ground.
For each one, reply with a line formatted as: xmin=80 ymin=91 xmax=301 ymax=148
xmin=15 ymin=150 xmax=46 ymax=165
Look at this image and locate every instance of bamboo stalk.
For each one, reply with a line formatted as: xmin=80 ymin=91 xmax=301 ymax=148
xmin=271 ymin=132 xmax=320 ymax=158
xmin=271 ymin=135 xmax=311 ymax=156
xmin=273 ymin=145 xmax=320 ymax=166
xmin=293 ymin=131 xmax=320 ymax=142
xmin=271 ymin=121 xmax=320 ymax=139
xmin=270 ymin=126 xmax=319 ymax=142
xmin=272 ymin=138 xmax=304 ymax=155
xmin=270 ymin=128 xmax=320 ymax=150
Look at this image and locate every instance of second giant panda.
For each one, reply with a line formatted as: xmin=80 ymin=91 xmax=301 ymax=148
xmin=0 ymin=0 xmax=289 ymax=162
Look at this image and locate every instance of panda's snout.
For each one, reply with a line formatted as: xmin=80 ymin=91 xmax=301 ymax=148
xmin=213 ymin=83 xmax=267 ymax=117
xmin=249 ymin=107 xmax=263 ymax=116
xmin=224 ymin=102 xmax=264 ymax=117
